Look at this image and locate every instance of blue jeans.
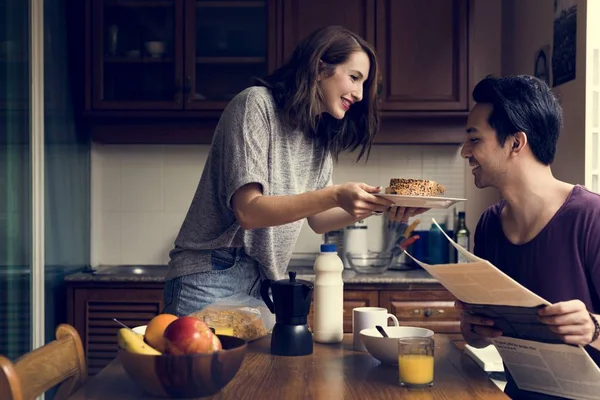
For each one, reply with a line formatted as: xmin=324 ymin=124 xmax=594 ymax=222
xmin=163 ymin=248 xmax=262 ymax=316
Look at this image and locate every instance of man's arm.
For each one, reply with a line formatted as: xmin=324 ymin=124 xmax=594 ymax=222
xmin=456 ymin=300 xmax=502 ymax=348
xmin=536 ymin=207 xmax=600 ymax=349
xmin=307 ymin=204 xmax=431 ymax=234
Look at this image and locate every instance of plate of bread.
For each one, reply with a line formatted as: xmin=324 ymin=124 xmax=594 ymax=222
xmin=375 ymin=178 xmax=466 ymax=209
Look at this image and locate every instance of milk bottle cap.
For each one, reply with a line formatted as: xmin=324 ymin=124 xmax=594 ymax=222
xmin=320 ymin=244 xmax=337 ymax=252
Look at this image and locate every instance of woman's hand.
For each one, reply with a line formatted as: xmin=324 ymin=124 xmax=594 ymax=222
xmin=334 ymin=182 xmax=394 ymax=219
xmin=455 ymin=300 xmax=502 ymax=348
xmin=538 ymin=300 xmax=596 ymax=346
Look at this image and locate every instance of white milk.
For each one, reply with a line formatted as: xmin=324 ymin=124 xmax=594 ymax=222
xmin=313 ymin=243 xmax=344 ymax=343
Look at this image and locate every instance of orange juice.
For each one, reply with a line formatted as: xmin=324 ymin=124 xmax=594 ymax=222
xmin=398 ymin=354 xmax=434 ymax=385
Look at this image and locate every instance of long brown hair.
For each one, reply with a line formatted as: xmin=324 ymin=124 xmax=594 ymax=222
xmin=255 ymin=25 xmax=381 ymax=162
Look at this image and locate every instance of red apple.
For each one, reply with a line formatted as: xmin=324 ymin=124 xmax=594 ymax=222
xmin=163 ymin=316 xmax=222 ymax=355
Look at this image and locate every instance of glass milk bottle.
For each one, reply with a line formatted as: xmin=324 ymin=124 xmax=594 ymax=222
xmin=313 ymin=244 xmax=344 ymax=343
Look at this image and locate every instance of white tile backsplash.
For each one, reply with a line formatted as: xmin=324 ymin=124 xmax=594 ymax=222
xmin=91 ymin=143 xmax=466 ymax=266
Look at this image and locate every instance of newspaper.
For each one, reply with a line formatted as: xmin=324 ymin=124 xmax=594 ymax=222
xmin=404 ymin=218 xmax=600 ymax=400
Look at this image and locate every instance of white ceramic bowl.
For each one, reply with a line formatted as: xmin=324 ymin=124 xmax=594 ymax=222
xmin=145 ymin=41 xmax=165 ymax=57
xmin=359 ymin=326 xmax=434 ymax=366
xmin=132 ymin=325 xmax=146 ymax=334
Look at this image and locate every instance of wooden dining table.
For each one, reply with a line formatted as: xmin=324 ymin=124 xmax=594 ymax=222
xmin=67 ymin=334 xmax=509 ymax=399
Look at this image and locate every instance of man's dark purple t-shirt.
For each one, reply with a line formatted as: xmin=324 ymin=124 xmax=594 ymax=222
xmin=474 ymin=185 xmax=600 ymax=399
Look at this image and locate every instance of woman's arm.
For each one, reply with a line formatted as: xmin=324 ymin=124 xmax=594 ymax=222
xmin=307 ymin=207 xmax=362 ymax=234
xmin=231 ymin=182 xmax=394 ymax=230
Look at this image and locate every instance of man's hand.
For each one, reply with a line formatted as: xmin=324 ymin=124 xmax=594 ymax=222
xmin=538 ymin=300 xmax=596 ymax=346
xmin=455 ymin=300 xmax=502 ymax=348
xmin=385 ymin=206 xmax=429 ymax=222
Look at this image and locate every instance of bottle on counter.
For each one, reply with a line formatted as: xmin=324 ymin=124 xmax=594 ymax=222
xmin=454 ymin=212 xmax=471 ymax=263
xmin=312 ymin=243 xmax=344 ymax=344
xmin=447 ymin=208 xmax=457 ymax=263
xmin=428 ymin=222 xmax=448 ymax=265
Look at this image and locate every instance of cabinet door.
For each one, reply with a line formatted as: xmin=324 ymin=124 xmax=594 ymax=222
xmin=308 ymin=290 xmax=378 ymax=333
xmin=379 ymin=287 xmax=463 ymax=346
xmin=69 ymin=287 xmax=164 ymax=375
xmin=91 ymin=0 xmax=184 ymax=110
xmin=183 ymin=0 xmax=277 ymax=109
xmin=281 ymin=0 xmax=375 ymax=64
xmin=375 ymin=0 xmax=468 ymax=111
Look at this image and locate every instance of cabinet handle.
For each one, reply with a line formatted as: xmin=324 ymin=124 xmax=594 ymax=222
xmin=174 ymin=78 xmax=181 ymax=105
xmin=412 ymin=308 xmax=445 ymax=317
xmin=184 ymin=76 xmax=192 ymax=103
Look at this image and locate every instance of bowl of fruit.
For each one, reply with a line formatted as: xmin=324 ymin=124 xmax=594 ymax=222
xmin=117 ymin=313 xmax=247 ymax=398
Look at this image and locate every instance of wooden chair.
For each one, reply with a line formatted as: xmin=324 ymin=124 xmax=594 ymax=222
xmin=0 ymin=323 xmax=87 ymax=400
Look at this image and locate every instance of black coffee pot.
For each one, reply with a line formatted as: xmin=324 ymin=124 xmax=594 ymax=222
xmin=260 ymin=271 xmax=314 ymax=356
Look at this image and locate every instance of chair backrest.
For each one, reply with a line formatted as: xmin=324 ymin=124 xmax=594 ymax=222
xmin=0 ymin=323 xmax=87 ymax=400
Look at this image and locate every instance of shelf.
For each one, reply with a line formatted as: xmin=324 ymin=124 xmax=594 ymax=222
xmin=195 ymin=56 xmax=265 ymax=64
xmin=196 ymin=1 xmax=265 ymax=8
xmin=105 ymin=0 xmax=173 ymax=7
xmin=104 ymin=57 xmax=173 ymax=64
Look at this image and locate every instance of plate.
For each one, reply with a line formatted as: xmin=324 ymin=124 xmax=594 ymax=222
xmin=374 ymin=194 xmax=466 ymax=209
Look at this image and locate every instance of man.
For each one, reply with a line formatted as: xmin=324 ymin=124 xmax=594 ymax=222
xmin=458 ymin=75 xmax=600 ymax=399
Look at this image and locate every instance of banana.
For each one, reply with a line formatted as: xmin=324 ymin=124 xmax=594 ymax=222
xmin=117 ymin=328 xmax=161 ymax=355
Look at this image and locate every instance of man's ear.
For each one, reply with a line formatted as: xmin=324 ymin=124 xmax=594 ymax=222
xmin=511 ymin=131 xmax=528 ymax=152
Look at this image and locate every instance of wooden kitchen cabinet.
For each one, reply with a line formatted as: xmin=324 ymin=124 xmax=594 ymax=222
xmin=66 ymin=282 xmax=165 ymax=375
xmin=87 ymin=0 xmax=277 ymax=111
xmin=79 ymin=0 xmax=472 ymax=143
xmin=89 ymin=0 xmax=184 ymax=110
xmin=379 ymin=285 xmax=465 ymax=348
xmin=86 ymin=0 xmax=469 ymax=114
xmin=307 ymin=289 xmax=379 ymax=333
xmin=375 ymin=0 xmax=469 ymax=112
xmin=281 ymin=0 xmax=375 ymax=63
xmin=281 ymin=0 xmax=469 ymax=113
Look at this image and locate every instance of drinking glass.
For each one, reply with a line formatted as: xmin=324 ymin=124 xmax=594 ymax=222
xmin=398 ymin=336 xmax=435 ymax=388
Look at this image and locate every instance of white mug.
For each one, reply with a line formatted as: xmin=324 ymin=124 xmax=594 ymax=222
xmin=352 ymin=307 xmax=399 ymax=351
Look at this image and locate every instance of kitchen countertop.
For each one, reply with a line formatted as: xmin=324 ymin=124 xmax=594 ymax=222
xmin=64 ymin=261 xmax=438 ymax=285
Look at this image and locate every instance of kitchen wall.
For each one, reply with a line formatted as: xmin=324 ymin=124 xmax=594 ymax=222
xmin=90 ymin=144 xmax=466 ymax=266
xmin=502 ymin=0 xmax=587 ymax=185
xmin=464 ymin=0 xmax=503 ymax=236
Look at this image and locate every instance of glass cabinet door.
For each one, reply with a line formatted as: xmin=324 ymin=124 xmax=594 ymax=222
xmin=0 ymin=0 xmax=32 ymax=363
xmin=184 ymin=0 xmax=274 ymax=109
xmin=92 ymin=0 xmax=183 ymax=109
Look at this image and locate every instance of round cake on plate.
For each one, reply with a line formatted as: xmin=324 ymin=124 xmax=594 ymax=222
xmin=384 ymin=178 xmax=445 ymax=197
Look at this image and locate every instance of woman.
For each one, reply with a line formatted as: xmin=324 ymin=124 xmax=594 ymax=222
xmin=163 ymin=26 xmax=423 ymax=316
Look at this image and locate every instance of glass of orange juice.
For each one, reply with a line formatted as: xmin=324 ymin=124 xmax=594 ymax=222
xmin=397 ymin=337 xmax=434 ymax=388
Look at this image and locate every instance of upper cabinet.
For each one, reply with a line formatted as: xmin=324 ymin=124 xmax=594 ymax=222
xmin=88 ymin=0 xmax=276 ymax=111
xmin=279 ymin=0 xmax=468 ymax=113
xmin=281 ymin=0 xmax=375 ymax=64
xmin=184 ymin=0 xmax=276 ymax=109
xmin=91 ymin=0 xmax=184 ymax=110
xmin=82 ymin=0 xmax=471 ymax=143
xmin=375 ymin=0 xmax=468 ymax=112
